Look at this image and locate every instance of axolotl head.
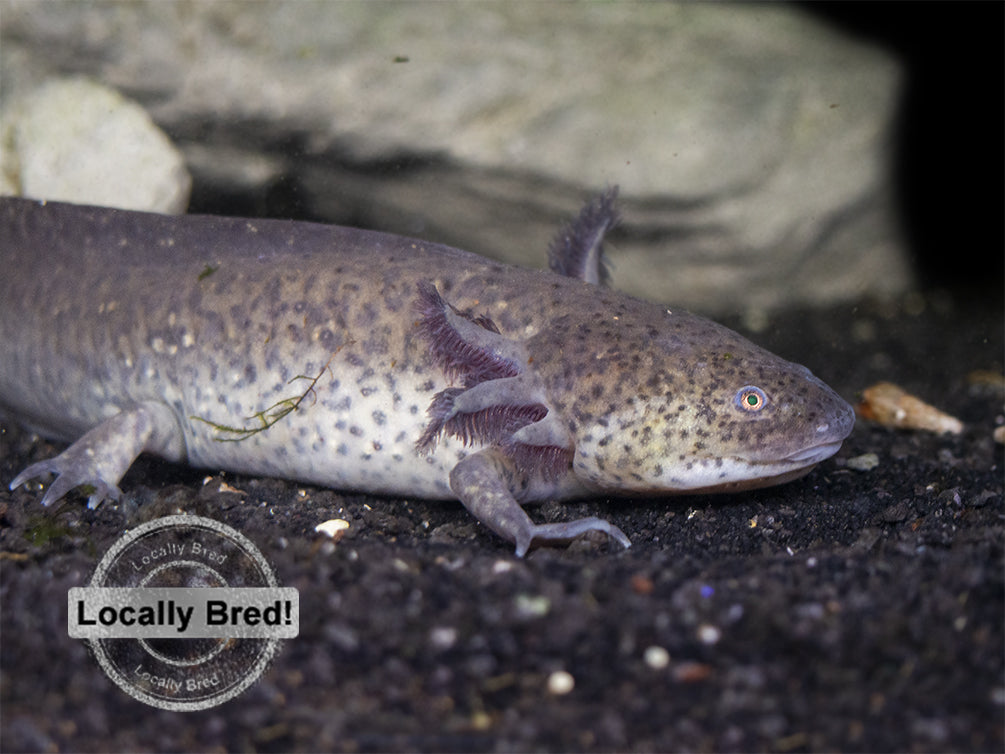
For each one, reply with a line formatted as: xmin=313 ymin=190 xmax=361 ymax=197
xmin=528 ymin=297 xmax=856 ymax=495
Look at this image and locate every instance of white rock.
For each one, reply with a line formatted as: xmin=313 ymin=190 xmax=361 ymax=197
xmin=1 ymin=77 xmax=190 ymax=213
xmin=0 ymin=3 xmax=907 ymax=311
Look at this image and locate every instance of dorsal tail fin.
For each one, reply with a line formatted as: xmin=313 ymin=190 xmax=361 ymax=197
xmin=547 ymin=186 xmax=620 ymax=286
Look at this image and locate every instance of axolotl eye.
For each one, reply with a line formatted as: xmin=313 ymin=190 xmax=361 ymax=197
xmin=734 ymin=385 xmax=768 ymax=412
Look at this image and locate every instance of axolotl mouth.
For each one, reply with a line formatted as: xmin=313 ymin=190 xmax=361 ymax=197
xmin=779 ymin=439 xmax=847 ymax=467
xmin=675 ymin=410 xmax=855 ymax=494
xmin=642 ymin=444 xmax=845 ymax=496
xmin=720 ymin=400 xmax=856 ymax=485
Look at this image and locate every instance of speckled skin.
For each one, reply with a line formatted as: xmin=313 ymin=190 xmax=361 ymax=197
xmin=1 ymin=197 xmax=854 ymax=555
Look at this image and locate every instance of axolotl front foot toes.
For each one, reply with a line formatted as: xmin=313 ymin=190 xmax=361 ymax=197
xmin=512 ymin=517 xmax=632 ymax=559
xmin=448 ymin=447 xmax=631 ymax=557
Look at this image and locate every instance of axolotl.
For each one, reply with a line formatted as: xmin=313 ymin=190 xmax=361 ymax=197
xmin=0 ymin=191 xmax=854 ymax=556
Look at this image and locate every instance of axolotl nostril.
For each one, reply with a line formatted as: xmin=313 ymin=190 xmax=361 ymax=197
xmin=0 ymin=190 xmax=855 ymax=556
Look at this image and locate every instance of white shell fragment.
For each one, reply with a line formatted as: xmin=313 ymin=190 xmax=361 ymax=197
xmin=314 ymin=519 xmax=350 ymax=538
xmin=856 ymin=382 xmax=963 ymax=435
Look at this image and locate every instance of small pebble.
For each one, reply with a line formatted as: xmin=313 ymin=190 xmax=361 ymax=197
xmin=547 ymin=670 xmax=575 ymax=695
xmin=847 ymin=453 xmax=880 ymax=471
xmin=429 ymin=626 xmax=458 ymax=651
xmin=630 ymin=574 xmax=654 ymax=594
xmin=514 ymin=593 xmax=551 ymax=619
xmin=697 ymin=623 xmax=721 ymax=645
xmin=644 ymin=645 xmax=670 ymax=669
xmin=673 ymin=661 xmax=713 ymax=683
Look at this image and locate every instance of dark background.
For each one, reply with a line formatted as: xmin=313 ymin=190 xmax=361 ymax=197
xmin=804 ymin=2 xmax=1004 ymax=298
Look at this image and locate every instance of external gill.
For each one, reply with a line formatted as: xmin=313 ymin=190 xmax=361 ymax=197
xmin=414 ymin=283 xmax=565 ymax=470
xmin=414 ymin=281 xmax=521 ymax=386
xmin=416 ymin=383 xmax=548 ymax=451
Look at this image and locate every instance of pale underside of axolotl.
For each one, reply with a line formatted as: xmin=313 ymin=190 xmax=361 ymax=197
xmin=0 ymin=190 xmax=855 ymax=555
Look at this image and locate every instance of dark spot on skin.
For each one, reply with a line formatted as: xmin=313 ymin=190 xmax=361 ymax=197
xmin=319 ymin=329 xmax=342 ymax=351
xmin=696 ymin=404 xmax=716 ymax=425
xmin=328 ymin=395 xmax=350 ymax=411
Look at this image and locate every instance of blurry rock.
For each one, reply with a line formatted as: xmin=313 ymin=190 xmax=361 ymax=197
xmin=0 ymin=3 xmax=906 ymax=311
xmin=0 ymin=77 xmax=190 ymax=213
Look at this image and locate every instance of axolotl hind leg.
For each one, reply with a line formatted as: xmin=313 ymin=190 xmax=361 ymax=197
xmin=414 ymin=282 xmax=631 ymax=556
xmin=9 ymin=402 xmax=183 ymax=508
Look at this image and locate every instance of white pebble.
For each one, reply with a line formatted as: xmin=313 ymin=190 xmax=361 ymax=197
xmin=697 ymin=623 xmax=721 ymax=645
xmin=847 ymin=452 xmax=880 ymax=471
xmin=644 ymin=645 xmax=670 ymax=669
xmin=547 ymin=670 xmax=575 ymax=695
xmin=429 ymin=626 xmax=458 ymax=650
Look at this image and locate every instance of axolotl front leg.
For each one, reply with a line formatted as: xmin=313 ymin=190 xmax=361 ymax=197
xmin=414 ymin=282 xmax=631 ymax=557
xmin=450 ymin=447 xmax=631 ymax=557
